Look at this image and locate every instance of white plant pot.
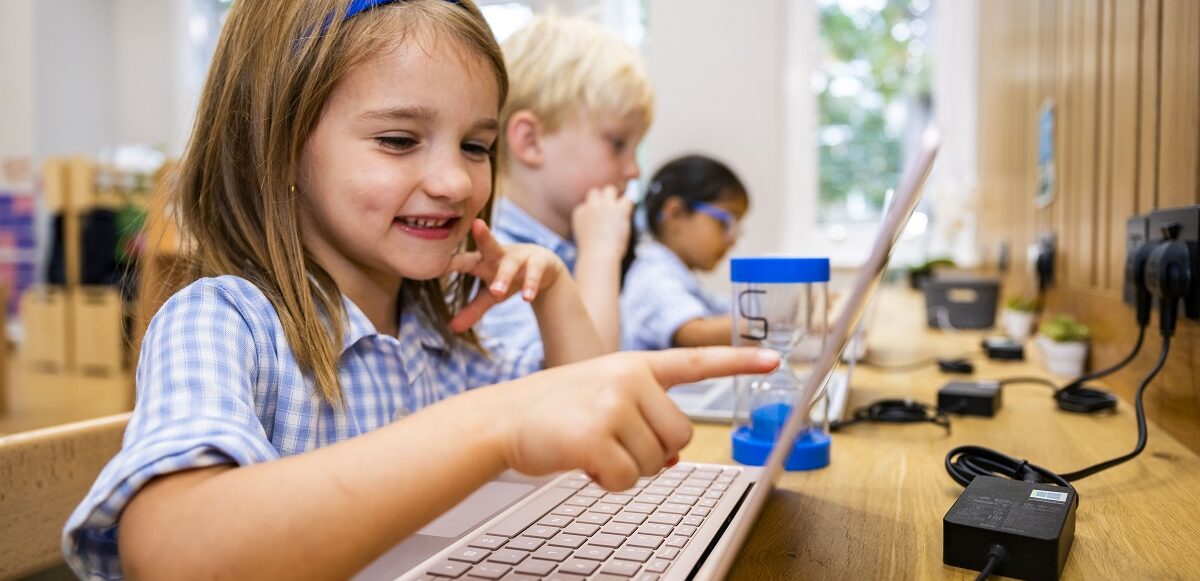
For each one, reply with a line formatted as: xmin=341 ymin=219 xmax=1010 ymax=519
xmin=1036 ymin=335 xmax=1088 ymax=377
xmin=1002 ymin=309 xmax=1036 ymax=340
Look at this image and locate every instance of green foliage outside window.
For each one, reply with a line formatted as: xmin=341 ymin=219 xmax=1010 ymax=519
xmin=816 ymin=0 xmax=932 ymax=222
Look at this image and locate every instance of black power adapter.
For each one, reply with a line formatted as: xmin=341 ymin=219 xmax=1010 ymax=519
xmin=982 ymin=336 xmax=1025 ymax=361
xmin=944 ymin=476 xmax=1077 ymax=581
xmin=939 ymin=381 xmax=1001 ymax=416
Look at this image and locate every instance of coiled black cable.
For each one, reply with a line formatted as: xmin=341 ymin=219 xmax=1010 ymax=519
xmin=946 ymin=337 xmax=1171 ymax=496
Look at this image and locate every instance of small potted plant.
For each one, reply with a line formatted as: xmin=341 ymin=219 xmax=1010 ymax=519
xmin=1036 ymin=315 xmax=1090 ymax=377
xmin=907 ymin=257 xmax=956 ymax=290
xmin=1001 ymin=296 xmax=1039 ymax=340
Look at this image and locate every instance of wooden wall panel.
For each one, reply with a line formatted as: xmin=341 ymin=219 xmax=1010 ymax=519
xmin=979 ymin=0 xmax=1200 ymax=453
xmin=1157 ymin=0 xmax=1200 ymax=208
xmin=1137 ymin=0 xmax=1162 ymax=214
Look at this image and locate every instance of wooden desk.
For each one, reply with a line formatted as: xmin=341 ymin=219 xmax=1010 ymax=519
xmin=681 ymin=287 xmax=1200 ymax=579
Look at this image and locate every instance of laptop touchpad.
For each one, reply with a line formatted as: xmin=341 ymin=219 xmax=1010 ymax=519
xmin=417 ymin=481 xmax=535 ymax=537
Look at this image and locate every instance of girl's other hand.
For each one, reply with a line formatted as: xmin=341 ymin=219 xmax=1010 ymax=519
xmin=476 ymin=347 xmax=780 ymax=491
xmin=571 ymin=185 xmax=634 ymax=257
xmin=446 ymin=219 xmax=566 ymax=332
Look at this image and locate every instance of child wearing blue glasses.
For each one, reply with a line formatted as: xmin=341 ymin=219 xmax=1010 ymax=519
xmin=621 ymin=155 xmax=751 ymax=350
xmin=60 ymin=2 xmax=774 ymax=579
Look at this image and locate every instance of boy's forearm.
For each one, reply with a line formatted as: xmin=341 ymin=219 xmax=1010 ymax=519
xmin=572 ymin=249 xmax=623 ymax=352
xmin=119 ymin=393 xmax=507 ymax=581
xmin=531 ymin=274 xmax=604 ymax=366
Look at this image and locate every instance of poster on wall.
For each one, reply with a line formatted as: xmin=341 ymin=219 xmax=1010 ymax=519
xmin=1035 ymin=99 xmax=1056 ymax=208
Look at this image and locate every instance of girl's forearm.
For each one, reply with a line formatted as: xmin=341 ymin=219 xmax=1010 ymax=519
xmin=531 ymin=274 xmax=605 ymax=367
xmin=119 ymin=392 xmax=507 ymax=581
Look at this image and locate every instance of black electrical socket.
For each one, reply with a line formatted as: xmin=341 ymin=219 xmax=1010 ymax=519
xmin=1124 ymin=215 xmax=1150 ymax=307
xmin=1147 ymin=205 xmax=1200 ymax=320
xmin=1028 ymin=233 xmax=1056 ymax=290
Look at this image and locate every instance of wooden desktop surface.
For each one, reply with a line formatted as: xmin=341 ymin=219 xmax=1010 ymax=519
xmin=681 ymin=287 xmax=1200 ymax=579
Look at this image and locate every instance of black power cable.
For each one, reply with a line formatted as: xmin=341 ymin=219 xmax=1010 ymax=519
xmin=832 ymin=399 xmax=950 ymax=432
xmin=947 ymin=335 xmax=1171 ymax=496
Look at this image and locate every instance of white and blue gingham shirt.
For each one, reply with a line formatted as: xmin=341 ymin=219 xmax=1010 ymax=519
xmin=62 ymin=275 xmax=540 ymax=579
xmin=620 ymin=238 xmax=729 ymax=350
xmin=479 ymin=198 xmax=577 ymax=364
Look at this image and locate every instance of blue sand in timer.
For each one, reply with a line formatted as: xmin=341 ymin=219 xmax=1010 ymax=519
xmin=729 ymin=257 xmax=832 ymax=471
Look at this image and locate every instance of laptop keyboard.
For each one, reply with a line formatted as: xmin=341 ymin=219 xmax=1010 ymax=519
xmin=421 ymin=463 xmax=741 ymax=580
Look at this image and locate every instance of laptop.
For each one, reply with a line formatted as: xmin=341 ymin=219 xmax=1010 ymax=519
xmin=355 ymin=127 xmax=940 ymax=581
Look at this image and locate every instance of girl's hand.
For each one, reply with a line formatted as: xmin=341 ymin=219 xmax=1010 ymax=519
xmin=445 ymin=219 xmax=567 ymax=333
xmin=475 ymin=347 xmax=780 ymax=491
xmin=571 ymin=185 xmax=634 ymax=257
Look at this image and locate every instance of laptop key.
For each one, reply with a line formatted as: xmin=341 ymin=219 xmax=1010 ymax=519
xmin=514 ymin=558 xmax=558 ymax=575
xmin=613 ymin=512 xmax=648 ymax=525
xmin=646 ymin=558 xmax=671 ymax=573
xmin=624 ymin=503 xmax=656 ymax=514
xmin=664 ymin=536 xmax=688 ymax=548
xmin=564 ymin=496 xmax=596 ymax=508
xmin=666 ymin=494 xmax=698 ymax=506
xmin=576 ymin=487 xmax=606 ymax=498
xmin=576 ymin=545 xmax=614 ymax=561
xmin=601 ymin=560 xmax=642 ymax=576
xmin=559 ymin=558 xmax=600 ymax=576
xmin=697 ymin=499 xmax=717 ymax=508
xmin=626 ymin=534 xmax=663 ymax=549
xmin=703 ymin=490 xmax=723 ymax=499
xmin=551 ymin=505 xmax=586 ymax=517
xmin=602 ymin=494 xmax=634 ymax=505
xmin=601 ymin=522 xmax=637 ymax=536
xmin=563 ymin=522 xmax=599 ymax=536
xmin=486 ymin=487 xmax=575 ymax=537
xmin=524 ymin=526 xmax=559 ymax=539
xmin=614 ymin=547 xmax=653 ymax=563
xmin=690 ymin=507 xmax=711 ymax=517
xmin=427 ymin=560 xmax=470 ymax=578
xmin=469 ymin=535 xmax=508 ymax=550
xmin=656 ymin=547 xmax=681 ymax=560
xmin=633 ymin=494 xmax=666 ymax=505
xmin=589 ymin=533 xmax=625 ymax=548
xmin=467 ymin=563 xmax=510 ymax=580
xmin=646 ymin=513 xmax=681 ymax=526
xmin=677 ymin=486 xmax=706 ymax=496
xmin=448 ymin=547 xmax=491 ymax=564
xmin=681 ymin=515 xmax=704 ymax=526
xmin=505 ymin=536 xmax=545 ymax=552
xmin=636 ymin=524 xmax=673 ymax=537
xmin=538 ymin=515 xmax=572 ymax=528
xmin=547 ymin=533 xmax=587 ymax=549
xmin=635 ymin=573 xmax=661 ymax=581
xmin=576 ymin=512 xmax=611 ymax=525
xmin=675 ymin=525 xmax=697 ymax=537
xmin=531 ymin=546 xmax=572 ymax=562
xmin=653 ymin=478 xmax=682 ymax=488
xmin=658 ymin=503 xmax=690 ymax=515
xmin=643 ymin=486 xmax=673 ymax=496
xmin=488 ymin=549 xmax=528 ymax=565
xmin=590 ymin=503 xmax=622 ymax=515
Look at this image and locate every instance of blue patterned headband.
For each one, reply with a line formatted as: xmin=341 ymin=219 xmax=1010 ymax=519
xmin=343 ymin=0 xmax=461 ymax=21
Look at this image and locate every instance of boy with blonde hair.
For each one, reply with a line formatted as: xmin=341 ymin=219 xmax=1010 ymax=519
xmin=480 ymin=14 xmax=654 ymax=359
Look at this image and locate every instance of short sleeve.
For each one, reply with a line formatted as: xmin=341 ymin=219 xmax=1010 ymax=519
xmin=621 ymin=264 xmax=712 ymax=351
xmin=477 ymin=294 xmax=545 ymax=366
xmin=62 ymin=279 xmax=280 ymax=579
xmin=461 ymin=331 xmax=544 ymax=387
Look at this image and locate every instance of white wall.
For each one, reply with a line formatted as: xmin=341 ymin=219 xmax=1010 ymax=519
xmin=115 ymin=0 xmax=189 ymax=153
xmin=642 ymin=0 xmax=789 ymax=266
xmin=34 ymin=0 xmax=118 ymax=159
xmin=0 ymin=0 xmax=36 ymax=167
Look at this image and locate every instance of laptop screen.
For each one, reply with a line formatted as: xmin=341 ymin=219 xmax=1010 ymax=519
xmin=761 ymin=127 xmax=941 ymax=483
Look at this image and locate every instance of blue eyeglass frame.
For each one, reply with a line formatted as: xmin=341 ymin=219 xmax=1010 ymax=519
xmin=344 ymin=0 xmax=461 ymax=21
xmin=690 ymin=201 xmax=741 ymax=237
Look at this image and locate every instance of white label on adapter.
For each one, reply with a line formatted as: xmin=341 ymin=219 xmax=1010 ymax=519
xmin=1030 ymin=489 xmax=1068 ymax=503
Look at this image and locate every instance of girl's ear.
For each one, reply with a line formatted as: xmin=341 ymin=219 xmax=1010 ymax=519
xmin=660 ymin=196 xmax=687 ymax=221
xmin=506 ymin=110 xmax=544 ymax=168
